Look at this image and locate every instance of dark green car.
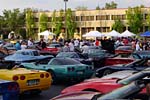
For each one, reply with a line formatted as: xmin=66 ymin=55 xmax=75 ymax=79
xmin=20 ymin=58 xmax=94 ymax=83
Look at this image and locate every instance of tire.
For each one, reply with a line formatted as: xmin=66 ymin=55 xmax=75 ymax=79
xmin=103 ymin=69 xmax=112 ymax=76
xmin=48 ymin=70 xmax=56 ymax=84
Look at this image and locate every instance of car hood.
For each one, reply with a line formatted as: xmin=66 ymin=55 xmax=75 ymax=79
xmin=0 ymin=68 xmax=46 ymax=75
xmin=51 ymin=91 xmax=100 ymax=100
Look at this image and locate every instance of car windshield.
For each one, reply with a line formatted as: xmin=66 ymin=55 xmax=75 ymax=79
xmin=56 ymin=52 xmax=79 ymax=58
xmin=49 ymin=44 xmax=60 ymax=48
xmin=16 ymin=50 xmax=39 ymax=56
xmin=88 ymin=49 xmax=106 ymax=54
xmin=49 ymin=58 xmax=81 ymax=65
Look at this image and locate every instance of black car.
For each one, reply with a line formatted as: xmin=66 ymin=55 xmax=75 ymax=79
xmin=56 ymin=52 xmax=93 ymax=65
xmin=95 ymin=58 xmax=150 ymax=77
xmin=83 ymin=47 xmax=116 ymax=67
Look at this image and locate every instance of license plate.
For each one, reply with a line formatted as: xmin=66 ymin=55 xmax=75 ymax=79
xmin=27 ymin=79 xmax=39 ymax=86
xmin=0 ymin=96 xmax=3 ymax=100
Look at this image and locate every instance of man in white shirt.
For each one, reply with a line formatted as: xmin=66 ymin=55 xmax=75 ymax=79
xmin=69 ymin=41 xmax=74 ymax=52
xmin=28 ymin=38 xmax=33 ymax=47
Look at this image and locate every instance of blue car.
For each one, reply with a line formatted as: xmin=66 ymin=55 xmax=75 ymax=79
xmin=0 ymin=79 xmax=19 ymax=100
xmin=4 ymin=49 xmax=53 ymax=64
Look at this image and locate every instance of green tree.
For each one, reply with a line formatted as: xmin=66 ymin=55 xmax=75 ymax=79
xmin=51 ymin=10 xmax=63 ymax=37
xmin=126 ymin=6 xmax=143 ymax=34
xmin=66 ymin=8 xmax=77 ymax=39
xmin=25 ymin=8 xmax=35 ymax=38
xmin=96 ymin=5 xmax=100 ymax=10
xmin=75 ymin=6 xmax=88 ymax=11
xmin=112 ymin=19 xmax=125 ymax=33
xmin=54 ymin=10 xmax=63 ymax=37
xmin=51 ymin=10 xmax=57 ymax=33
xmin=2 ymin=8 xmax=26 ymax=38
xmin=105 ymin=1 xmax=117 ymax=9
xmin=39 ymin=13 xmax=48 ymax=32
xmin=146 ymin=12 xmax=150 ymax=31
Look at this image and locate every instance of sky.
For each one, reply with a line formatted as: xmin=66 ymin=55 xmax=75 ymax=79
xmin=0 ymin=0 xmax=150 ymax=14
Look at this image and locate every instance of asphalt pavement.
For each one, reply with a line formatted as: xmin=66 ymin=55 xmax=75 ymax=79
xmin=20 ymin=84 xmax=68 ymax=100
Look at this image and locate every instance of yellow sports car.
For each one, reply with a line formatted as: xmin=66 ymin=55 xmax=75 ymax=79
xmin=0 ymin=65 xmax=52 ymax=94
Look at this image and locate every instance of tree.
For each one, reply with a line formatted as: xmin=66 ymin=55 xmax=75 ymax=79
xmin=96 ymin=5 xmax=100 ymax=10
xmin=39 ymin=13 xmax=48 ymax=32
xmin=2 ymin=8 xmax=26 ymax=38
xmin=54 ymin=10 xmax=63 ymax=37
xmin=66 ymin=8 xmax=77 ymax=39
xmin=105 ymin=1 xmax=117 ymax=9
xmin=25 ymin=8 xmax=35 ymax=38
xmin=51 ymin=10 xmax=63 ymax=37
xmin=146 ymin=12 xmax=150 ymax=31
xmin=75 ymin=6 xmax=88 ymax=11
xmin=112 ymin=19 xmax=125 ymax=33
xmin=51 ymin=10 xmax=57 ymax=33
xmin=126 ymin=6 xmax=143 ymax=34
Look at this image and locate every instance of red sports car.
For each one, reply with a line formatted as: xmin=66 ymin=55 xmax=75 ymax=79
xmin=61 ymin=69 xmax=149 ymax=95
xmin=42 ymin=43 xmax=62 ymax=56
xmin=104 ymin=54 xmax=134 ymax=66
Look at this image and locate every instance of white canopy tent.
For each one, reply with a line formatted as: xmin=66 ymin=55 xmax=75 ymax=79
xmin=82 ymin=31 xmax=103 ymax=37
xmin=38 ymin=30 xmax=55 ymax=36
xmin=107 ymin=30 xmax=120 ymax=37
xmin=120 ymin=30 xmax=136 ymax=37
xmin=38 ymin=30 xmax=56 ymax=41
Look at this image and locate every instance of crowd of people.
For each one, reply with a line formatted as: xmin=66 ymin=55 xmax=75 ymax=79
xmin=1 ymin=36 xmax=150 ymax=54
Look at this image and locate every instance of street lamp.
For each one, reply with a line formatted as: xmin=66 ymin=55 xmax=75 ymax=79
xmin=64 ymin=0 xmax=68 ymax=39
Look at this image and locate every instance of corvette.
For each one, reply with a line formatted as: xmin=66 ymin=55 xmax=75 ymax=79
xmin=61 ymin=68 xmax=150 ymax=95
xmin=0 ymin=79 xmax=19 ymax=100
xmin=20 ymin=58 xmax=94 ymax=83
xmin=51 ymin=80 xmax=147 ymax=100
xmin=0 ymin=61 xmax=52 ymax=94
xmin=95 ymin=59 xmax=149 ymax=77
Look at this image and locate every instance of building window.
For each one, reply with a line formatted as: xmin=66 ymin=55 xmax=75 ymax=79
xmin=75 ymin=16 xmax=80 ymax=21
xmin=96 ymin=15 xmax=110 ymax=20
xmin=81 ymin=16 xmax=86 ymax=21
xmin=112 ymin=15 xmax=126 ymax=20
xmin=89 ymin=16 xmax=94 ymax=21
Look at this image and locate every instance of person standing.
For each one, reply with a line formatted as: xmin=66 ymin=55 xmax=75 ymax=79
xmin=15 ymin=41 xmax=21 ymax=50
xmin=38 ymin=39 xmax=46 ymax=49
xmin=28 ymin=38 xmax=34 ymax=47
xmin=69 ymin=40 xmax=74 ymax=52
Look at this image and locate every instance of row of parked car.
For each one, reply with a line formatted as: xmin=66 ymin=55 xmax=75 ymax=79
xmin=0 ymin=42 xmax=150 ymax=100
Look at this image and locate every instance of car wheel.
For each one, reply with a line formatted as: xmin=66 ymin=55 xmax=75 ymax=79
xmin=103 ymin=69 xmax=112 ymax=76
xmin=48 ymin=70 xmax=56 ymax=84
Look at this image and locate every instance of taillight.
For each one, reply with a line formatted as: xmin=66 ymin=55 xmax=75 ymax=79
xmin=13 ymin=84 xmax=19 ymax=91
xmin=40 ymin=74 xmax=44 ymax=78
xmin=8 ymin=84 xmax=19 ymax=91
xmin=13 ymin=76 xmax=19 ymax=81
xmin=20 ymin=75 xmax=25 ymax=80
xmin=8 ymin=85 xmax=13 ymax=91
xmin=68 ymin=67 xmax=75 ymax=71
xmin=45 ymin=73 xmax=49 ymax=78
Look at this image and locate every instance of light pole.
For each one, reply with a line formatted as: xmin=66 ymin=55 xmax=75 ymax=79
xmin=64 ymin=0 xmax=68 ymax=39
